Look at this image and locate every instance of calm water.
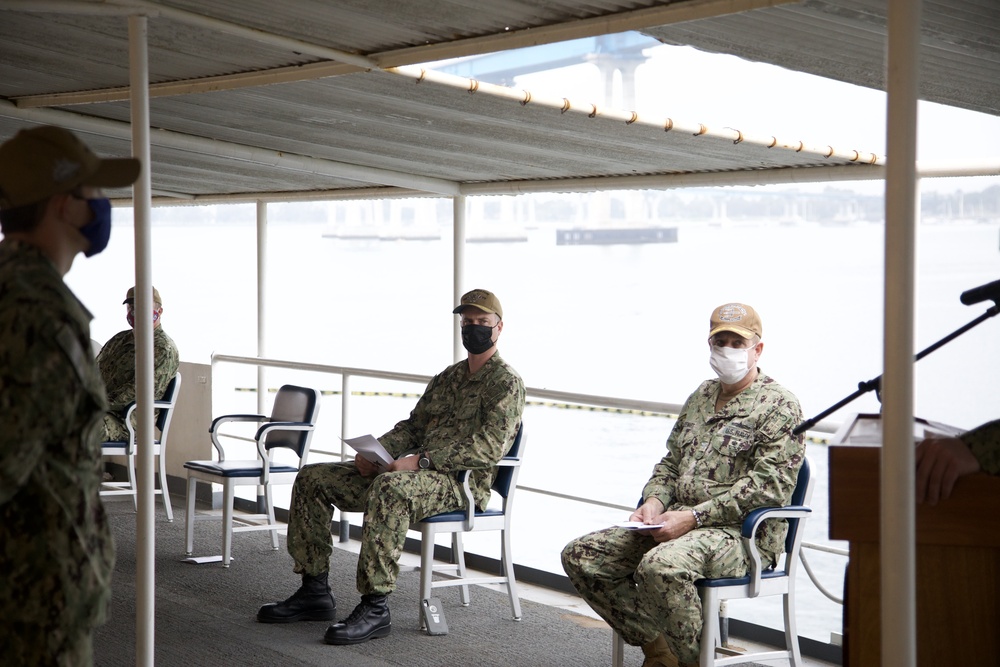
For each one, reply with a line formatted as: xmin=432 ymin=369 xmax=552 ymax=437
xmin=65 ymin=208 xmax=1000 ymax=643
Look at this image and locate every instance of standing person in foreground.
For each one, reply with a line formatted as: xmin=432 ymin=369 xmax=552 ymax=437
xmin=97 ymin=285 xmax=179 ymax=442
xmin=561 ymin=303 xmax=805 ymax=667
xmin=0 ymin=125 xmax=140 ymax=666
xmin=257 ymin=288 xmax=525 ymax=646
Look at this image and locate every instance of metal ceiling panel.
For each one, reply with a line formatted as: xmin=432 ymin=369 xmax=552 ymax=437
xmin=641 ymin=0 xmax=1000 ymax=117
xmin=0 ymin=0 xmax=990 ymax=203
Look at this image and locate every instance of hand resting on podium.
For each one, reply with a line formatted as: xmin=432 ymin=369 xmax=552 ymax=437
xmin=915 ymin=435 xmax=982 ymax=505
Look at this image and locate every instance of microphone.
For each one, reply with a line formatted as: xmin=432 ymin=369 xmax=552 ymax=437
xmin=960 ymin=279 xmax=1000 ymax=306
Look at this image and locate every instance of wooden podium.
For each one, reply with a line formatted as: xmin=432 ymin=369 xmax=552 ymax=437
xmin=829 ymin=413 xmax=1000 ymax=665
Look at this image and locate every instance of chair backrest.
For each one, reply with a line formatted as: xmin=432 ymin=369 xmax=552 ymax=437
xmin=154 ymin=373 xmax=182 ymax=435
xmin=262 ymin=384 xmax=321 ymax=457
xmin=492 ymin=423 xmax=525 ymax=499
xmin=782 ymin=456 xmax=814 ymax=556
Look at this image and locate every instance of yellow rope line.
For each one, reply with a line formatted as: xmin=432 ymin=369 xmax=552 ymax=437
xmin=233 ymin=388 xmax=830 ymax=443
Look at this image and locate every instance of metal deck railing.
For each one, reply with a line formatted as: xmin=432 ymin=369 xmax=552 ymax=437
xmin=211 ymin=352 xmax=848 ymax=659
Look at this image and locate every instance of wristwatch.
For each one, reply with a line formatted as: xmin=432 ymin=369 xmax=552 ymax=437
xmin=418 ymin=452 xmax=432 ymax=470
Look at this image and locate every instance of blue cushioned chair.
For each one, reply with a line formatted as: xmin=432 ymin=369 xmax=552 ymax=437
xmin=183 ymin=384 xmax=320 ymax=567
xmin=101 ymin=372 xmax=182 ymax=522
xmin=612 ymin=457 xmax=814 ymax=667
xmin=413 ymin=423 xmax=526 ymax=627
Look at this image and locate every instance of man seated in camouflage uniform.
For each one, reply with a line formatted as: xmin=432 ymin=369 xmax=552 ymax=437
xmin=917 ymin=420 xmax=1000 ymax=504
xmin=0 ymin=125 xmax=140 ymax=666
xmin=561 ymin=303 xmax=805 ymax=667
xmin=257 ymin=288 xmax=525 ymax=647
xmin=97 ymin=285 xmax=179 ymax=442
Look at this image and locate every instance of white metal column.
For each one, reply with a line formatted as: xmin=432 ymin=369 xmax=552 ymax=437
xmin=453 ymin=195 xmax=467 ymax=362
xmin=882 ymin=0 xmax=921 ymax=664
xmin=128 ymin=14 xmax=155 ymax=667
xmin=256 ymin=201 xmax=268 ymax=413
xmin=256 ymin=201 xmax=268 ymax=510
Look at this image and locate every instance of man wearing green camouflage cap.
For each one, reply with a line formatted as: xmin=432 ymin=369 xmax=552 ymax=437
xmin=257 ymin=288 xmax=524 ymax=647
xmin=562 ymin=302 xmax=804 ymax=667
xmin=97 ymin=285 xmax=179 ymax=442
xmin=0 ymin=125 xmax=140 ymax=665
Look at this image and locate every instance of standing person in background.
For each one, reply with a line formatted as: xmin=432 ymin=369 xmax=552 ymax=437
xmin=0 ymin=125 xmax=140 ymax=666
xmin=97 ymin=284 xmax=179 ymax=442
xmin=561 ymin=303 xmax=805 ymax=667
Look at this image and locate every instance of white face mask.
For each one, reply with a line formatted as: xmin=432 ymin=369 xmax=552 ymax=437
xmin=710 ymin=345 xmax=754 ymax=384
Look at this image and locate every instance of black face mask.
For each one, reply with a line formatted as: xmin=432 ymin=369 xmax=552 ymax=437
xmin=461 ymin=324 xmax=495 ymax=354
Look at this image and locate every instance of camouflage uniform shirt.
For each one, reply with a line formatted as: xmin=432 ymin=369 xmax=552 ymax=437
xmin=962 ymin=419 xmax=1000 ymax=475
xmin=378 ymin=352 xmax=525 ymax=509
xmin=97 ymin=325 xmax=179 ymax=440
xmin=642 ymin=370 xmax=805 ymax=563
xmin=0 ymin=239 xmax=115 ymax=632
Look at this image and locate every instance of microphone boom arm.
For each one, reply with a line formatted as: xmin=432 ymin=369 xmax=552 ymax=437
xmin=793 ymin=303 xmax=1000 ymax=436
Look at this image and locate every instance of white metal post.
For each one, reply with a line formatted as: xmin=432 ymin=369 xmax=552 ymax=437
xmin=128 ymin=14 xmax=155 ymax=667
xmin=338 ymin=373 xmax=351 ymax=542
xmin=256 ymin=200 xmax=267 ymax=414
xmin=882 ymin=0 xmax=921 ymax=664
xmin=256 ymin=201 xmax=268 ymax=511
xmin=453 ymin=195 xmax=466 ymax=362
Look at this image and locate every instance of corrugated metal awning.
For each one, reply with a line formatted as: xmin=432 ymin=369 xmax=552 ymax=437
xmin=0 ymin=0 xmax=897 ymax=203
xmin=0 ymin=0 xmax=994 ymax=203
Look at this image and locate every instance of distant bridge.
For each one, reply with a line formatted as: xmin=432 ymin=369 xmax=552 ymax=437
xmin=434 ymin=33 xmax=661 ymax=108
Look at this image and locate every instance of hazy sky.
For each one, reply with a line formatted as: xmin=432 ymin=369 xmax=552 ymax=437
xmin=513 ymin=41 xmax=1000 ymax=195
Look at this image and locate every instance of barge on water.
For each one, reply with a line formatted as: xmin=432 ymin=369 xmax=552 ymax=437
xmin=556 ymin=226 xmax=678 ymax=246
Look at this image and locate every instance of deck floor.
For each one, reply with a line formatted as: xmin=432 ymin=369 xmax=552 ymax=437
xmin=94 ymin=497 xmax=838 ymax=666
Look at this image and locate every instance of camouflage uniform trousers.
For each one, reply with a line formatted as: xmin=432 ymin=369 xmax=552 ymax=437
xmin=287 ymin=461 xmax=465 ymax=595
xmin=102 ymin=413 xmax=130 ymax=442
xmin=561 ymin=525 xmax=749 ymax=664
xmin=5 ymin=621 xmax=93 ymax=666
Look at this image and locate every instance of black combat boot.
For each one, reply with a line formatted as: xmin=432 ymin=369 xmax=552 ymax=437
xmin=257 ymin=572 xmax=336 ymax=623
xmin=322 ymin=593 xmax=392 ymax=645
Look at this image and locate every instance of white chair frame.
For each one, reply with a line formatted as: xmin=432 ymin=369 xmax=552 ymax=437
xmin=411 ymin=423 xmax=526 ymax=627
xmin=100 ymin=372 xmax=182 ymax=522
xmin=184 ymin=384 xmax=320 ymax=567
xmin=612 ymin=457 xmax=814 ymax=667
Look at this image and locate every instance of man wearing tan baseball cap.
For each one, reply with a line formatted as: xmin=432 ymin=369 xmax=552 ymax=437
xmin=0 ymin=125 xmax=140 ymax=666
xmin=562 ymin=302 xmax=804 ymax=667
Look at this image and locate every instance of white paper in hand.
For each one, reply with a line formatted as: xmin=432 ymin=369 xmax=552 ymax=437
xmin=341 ymin=435 xmax=394 ymax=467
xmin=614 ymin=521 xmax=665 ymax=531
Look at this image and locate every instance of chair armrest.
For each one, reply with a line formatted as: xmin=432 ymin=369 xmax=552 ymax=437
xmin=454 ymin=470 xmax=476 ymax=531
xmin=126 ymin=398 xmax=174 ymax=415
xmin=253 ymin=420 xmax=316 ymax=441
xmin=115 ymin=401 xmax=139 ymax=448
xmin=253 ymin=421 xmax=317 ymax=482
xmin=210 ymin=414 xmax=267 ymax=432
xmin=208 ymin=414 xmax=267 ymax=460
xmin=740 ymin=505 xmax=812 ymax=597
xmin=740 ymin=505 xmax=812 ymax=539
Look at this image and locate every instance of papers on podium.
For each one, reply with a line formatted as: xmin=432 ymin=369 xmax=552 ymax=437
xmin=341 ymin=434 xmax=394 ymax=467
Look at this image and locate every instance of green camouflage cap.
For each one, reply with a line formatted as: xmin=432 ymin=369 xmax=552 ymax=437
xmin=124 ymin=285 xmax=162 ymax=307
xmin=453 ymin=288 xmax=502 ymax=319
xmin=0 ymin=125 xmax=140 ymax=209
